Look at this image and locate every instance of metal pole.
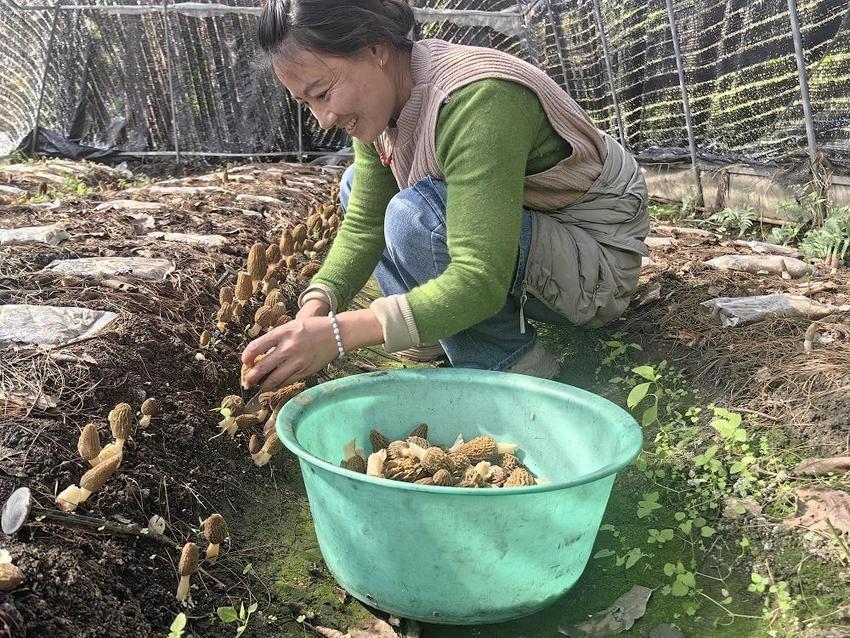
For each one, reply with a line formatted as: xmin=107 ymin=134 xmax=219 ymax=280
xmin=162 ymin=0 xmax=181 ymax=164
xmin=592 ymin=0 xmax=626 ymax=147
xmin=31 ymin=0 xmax=62 ymax=155
xmin=663 ymin=0 xmax=703 ymax=206
xmin=786 ymin=0 xmax=818 ymax=163
xmin=544 ymin=0 xmax=571 ymax=92
xmin=297 ymin=104 xmax=304 ymax=162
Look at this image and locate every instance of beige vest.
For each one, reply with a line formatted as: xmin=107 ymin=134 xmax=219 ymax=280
xmin=376 ymin=39 xmax=608 ymax=209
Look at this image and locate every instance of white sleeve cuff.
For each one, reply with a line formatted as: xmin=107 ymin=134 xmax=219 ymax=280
xmin=370 ymin=294 xmax=420 ymax=352
xmin=298 ymin=284 xmax=338 ymax=313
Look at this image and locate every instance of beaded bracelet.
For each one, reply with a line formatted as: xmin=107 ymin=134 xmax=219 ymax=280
xmin=328 ymin=310 xmax=346 ymax=360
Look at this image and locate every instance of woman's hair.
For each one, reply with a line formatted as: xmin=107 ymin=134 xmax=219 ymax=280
xmin=258 ymin=0 xmax=415 ymax=58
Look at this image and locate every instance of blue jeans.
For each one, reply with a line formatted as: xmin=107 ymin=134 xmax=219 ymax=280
xmin=340 ymin=165 xmax=568 ymax=370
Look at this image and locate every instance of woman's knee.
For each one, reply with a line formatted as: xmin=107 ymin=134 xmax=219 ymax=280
xmin=384 ymin=179 xmax=447 ymax=250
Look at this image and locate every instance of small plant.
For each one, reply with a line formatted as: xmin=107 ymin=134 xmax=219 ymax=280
xmin=767 ymin=223 xmax=802 ymax=246
xmin=168 ymin=613 xmax=187 ymax=638
xmin=799 ymin=205 xmax=850 ymax=268
xmin=680 ymin=193 xmax=699 ymax=218
xmin=709 ymin=205 xmax=757 ymax=237
xmin=217 ymin=601 xmax=258 ymax=637
xmin=626 ymin=365 xmax=663 ymax=427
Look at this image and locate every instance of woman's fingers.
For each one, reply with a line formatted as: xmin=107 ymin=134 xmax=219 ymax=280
xmin=241 ymin=328 xmax=280 ymax=365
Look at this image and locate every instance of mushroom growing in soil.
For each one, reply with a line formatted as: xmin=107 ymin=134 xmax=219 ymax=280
xmin=202 ymin=513 xmax=227 ymax=563
xmin=247 ymin=242 xmax=268 ymax=293
xmin=78 ymin=454 xmax=121 ymax=503
xmin=297 ymin=262 xmax=321 ymax=281
xmin=279 ymin=228 xmax=294 ymax=256
xmin=235 ymin=272 xmax=253 ymax=303
xmin=77 ymin=423 xmax=102 ymax=467
xmin=217 ymin=395 xmax=244 ymax=436
xmin=0 ymin=563 xmax=24 ymax=592
xmin=247 ymin=305 xmax=274 ymax=338
xmin=218 ymin=286 xmax=234 ymax=305
xmin=55 ymin=485 xmax=82 ymax=512
xmin=176 ymin=542 xmax=199 ymax=603
xmin=199 ymin=330 xmax=212 ymax=348
xmin=139 ymin=398 xmax=158 ymax=429
xmin=253 ymin=432 xmax=282 ymax=466
xmin=98 ymin=402 xmax=132 ymax=464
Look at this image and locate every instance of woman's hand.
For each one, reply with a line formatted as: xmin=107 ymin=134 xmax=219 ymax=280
xmin=241 ymin=316 xmax=337 ymax=390
xmin=296 ymin=298 xmax=329 ymax=320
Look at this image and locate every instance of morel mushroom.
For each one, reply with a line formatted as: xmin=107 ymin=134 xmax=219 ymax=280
xmin=253 ymin=432 xmax=282 ymax=466
xmin=78 ymin=423 xmax=102 ymax=467
xmin=456 ymin=436 xmax=517 ymax=463
xmin=284 ymin=254 xmax=298 ymax=270
xmin=340 ymin=438 xmax=367 ymax=473
xmin=248 ymin=434 xmax=261 ymax=461
xmin=0 ymin=564 xmax=24 ymax=592
xmin=383 ymin=458 xmax=424 ymax=483
xmin=458 ymin=466 xmax=485 ymax=488
xmin=217 ymin=302 xmax=233 ymax=333
xmin=176 ymin=542 xmax=199 ymax=603
xmin=298 ymin=262 xmax=321 ymax=281
xmin=247 ymin=242 xmax=268 ymax=292
xmin=139 ymin=398 xmax=158 ymax=429
xmin=109 ymin=403 xmax=133 ymax=452
xmin=248 ymin=305 xmax=274 ymax=338
xmin=202 ymin=513 xmax=227 ymax=563
xmin=79 ymin=454 xmax=121 ymax=503
xmin=279 ymin=228 xmax=294 ymax=256
xmin=504 ymin=467 xmax=536 ymax=487
xmin=56 ymin=484 xmax=82 ymax=512
xmin=312 ymin=238 xmax=329 ymax=252
xmin=199 ymin=330 xmax=211 ymax=348
xmin=409 ymin=423 xmax=428 ymax=439
xmin=218 ymin=286 xmax=234 ymax=305
xmin=292 ymin=223 xmax=307 ymax=244
xmin=264 ymin=289 xmax=283 ymax=308
xmin=369 ymin=429 xmax=391 ymax=452
xmin=235 ymin=272 xmax=253 ymax=303
xmin=431 ymin=468 xmax=454 ymax=487
xmin=266 ymin=243 xmax=282 ymax=265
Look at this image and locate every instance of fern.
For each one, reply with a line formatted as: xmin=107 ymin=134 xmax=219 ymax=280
xmin=800 ymin=206 xmax=850 ymax=264
xmin=709 ymin=205 xmax=757 ymax=237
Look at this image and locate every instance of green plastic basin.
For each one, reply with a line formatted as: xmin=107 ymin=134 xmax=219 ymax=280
xmin=276 ymin=368 xmax=641 ymax=625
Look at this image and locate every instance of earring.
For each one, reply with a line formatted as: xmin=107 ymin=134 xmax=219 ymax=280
xmin=379 ymin=58 xmax=385 ymax=68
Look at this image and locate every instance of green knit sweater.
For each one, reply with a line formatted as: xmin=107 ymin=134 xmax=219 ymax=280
xmin=311 ymin=79 xmax=571 ymax=342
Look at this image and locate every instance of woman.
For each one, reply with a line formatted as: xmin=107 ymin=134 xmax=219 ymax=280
xmin=241 ymin=0 xmax=649 ymax=391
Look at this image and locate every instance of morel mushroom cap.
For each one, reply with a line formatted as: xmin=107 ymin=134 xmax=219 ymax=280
xmin=312 ymin=238 xmax=329 ymax=252
xmin=234 ymin=414 xmax=260 ymax=430
xmin=264 ymin=289 xmax=283 ymax=307
xmin=500 ymin=453 xmax=522 ymax=473
xmin=199 ymin=330 xmax=211 ymax=348
xmin=447 ymin=452 xmax=471 ymax=481
xmin=139 ymin=398 xmax=158 ymax=428
xmin=298 ymin=262 xmax=321 ymax=281
xmin=279 ymin=229 xmax=294 ymax=256
xmin=78 ymin=423 xmax=102 ymax=466
xmin=248 ymin=434 xmax=261 ymax=455
xmin=292 ymin=223 xmax=307 ymax=243
xmin=384 ymin=458 xmax=424 ymax=483
xmin=406 ymin=435 xmax=430 ymax=449
xmin=386 ymin=440 xmax=409 ymax=461
xmin=456 ymin=436 xmax=502 ymax=463
xmin=458 ymin=467 xmax=485 ymax=488
xmin=420 ymin=447 xmax=453 ymax=475
xmin=341 ymin=456 xmax=367 ymax=473
xmin=109 ymin=403 xmax=133 ymax=444
xmin=486 ymin=465 xmax=509 ymax=487
xmin=247 ymin=243 xmax=268 ymax=280
xmin=284 ymin=254 xmax=298 ymax=270
xmin=0 ymin=563 xmax=24 ymax=591
xmin=409 ymin=423 xmax=428 ymax=440
xmin=203 ymin=513 xmax=227 ymax=562
xmin=220 ymin=394 xmax=244 ymax=416
xmin=504 ymin=467 xmax=536 ymax=487
xmin=176 ymin=542 xmax=199 ymax=602
xmin=266 ymin=243 xmax=282 ymax=264
xmin=217 ymin=301 xmax=233 ymax=324
xmin=254 ymin=305 xmax=274 ymax=327
xmin=235 ymin=272 xmax=253 ymax=302
xmin=415 ymin=476 xmax=434 ymax=485
xmin=79 ymin=453 xmax=121 ymax=502
xmin=369 ymin=429 xmax=391 ymax=452
xmin=431 ymin=468 xmax=454 ymax=487
xmin=219 ymin=286 xmax=234 ymax=305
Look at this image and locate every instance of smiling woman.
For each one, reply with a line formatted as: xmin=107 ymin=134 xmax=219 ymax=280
xmin=242 ymin=0 xmax=650 ymax=391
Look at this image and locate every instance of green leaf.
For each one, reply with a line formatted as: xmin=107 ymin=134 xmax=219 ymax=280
xmin=632 ymin=365 xmax=657 ymax=381
xmin=664 ymin=563 xmax=676 ymax=577
xmin=627 ymin=382 xmax=651 ymax=409
xmin=671 ymin=580 xmax=690 ymax=597
xmin=242 ymin=562 xmax=253 ymax=575
xmin=217 ymin=607 xmax=238 ymax=623
xmin=599 ymin=524 xmax=616 ymax=532
xmin=701 ymin=526 xmax=716 ymax=537
xmin=678 ymin=520 xmax=692 ymax=534
xmin=593 ymin=549 xmax=615 ymax=559
xmin=674 ymin=512 xmax=686 ymax=521
xmin=641 ymin=403 xmax=658 ymax=427
xmin=679 ymin=572 xmax=697 ymax=589
xmin=170 ymin=613 xmax=187 ymax=632
xmin=248 ymin=603 xmax=258 ymax=614
xmin=239 ymin=602 xmax=246 ymax=620
xmin=625 ymin=549 xmax=643 ymax=569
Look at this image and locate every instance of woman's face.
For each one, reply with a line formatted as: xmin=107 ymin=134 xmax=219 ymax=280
xmin=273 ymin=45 xmax=398 ymax=144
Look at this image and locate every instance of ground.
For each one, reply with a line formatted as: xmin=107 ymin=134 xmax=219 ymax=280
xmin=0 ymin=158 xmax=848 ymax=638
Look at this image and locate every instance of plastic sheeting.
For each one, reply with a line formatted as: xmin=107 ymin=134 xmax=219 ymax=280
xmin=44 ymin=257 xmax=175 ymax=280
xmin=0 ymin=224 xmax=70 ymax=246
xmin=0 ymin=304 xmax=118 ymax=346
xmin=701 ymin=293 xmax=838 ymax=327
